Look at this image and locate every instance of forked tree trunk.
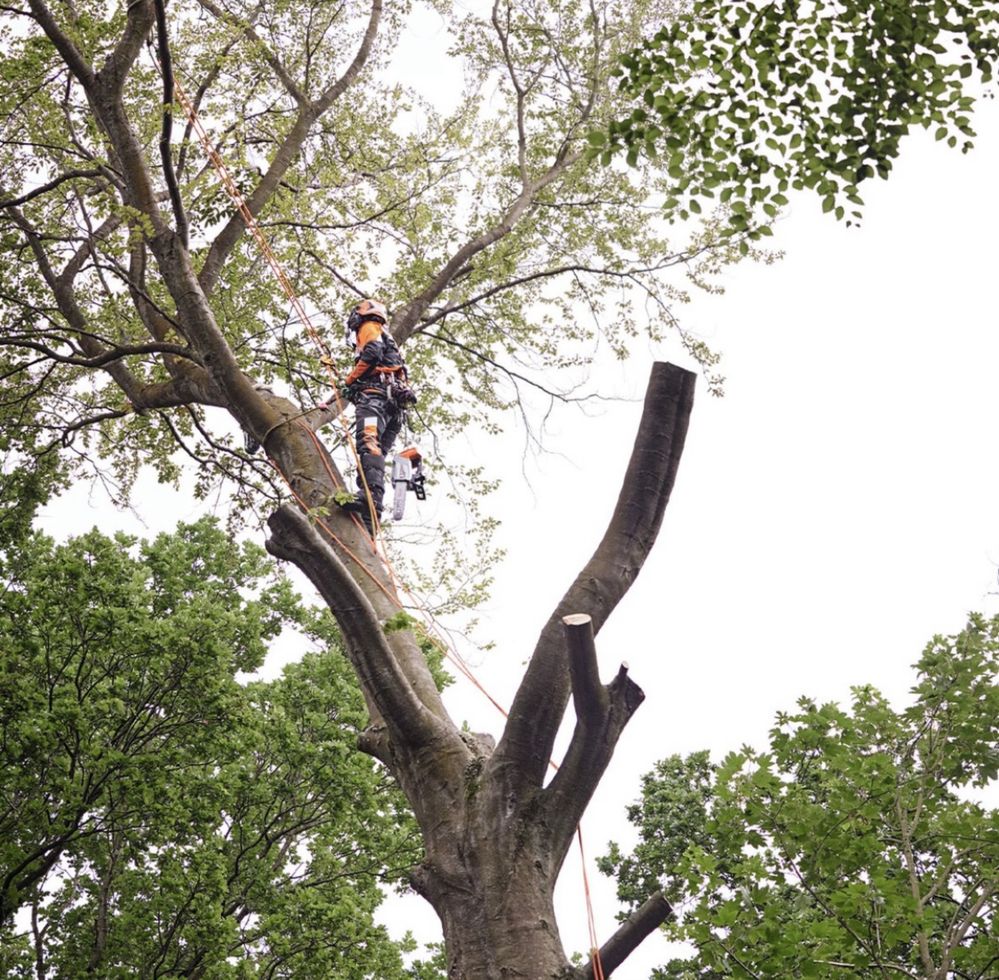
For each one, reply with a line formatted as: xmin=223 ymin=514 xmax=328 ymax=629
xmin=265 ymin=362 xmax=693 ymax=978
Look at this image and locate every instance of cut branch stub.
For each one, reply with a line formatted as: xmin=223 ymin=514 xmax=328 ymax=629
xmin=563 ymin=613 xmax=607 ymax=729
xmin=541 ymin=620 xmax=647 ymax=871
xmin=581 ymin=891 xmax=673 ymax=980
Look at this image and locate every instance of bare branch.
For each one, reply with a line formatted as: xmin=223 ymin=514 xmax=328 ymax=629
xmin=416 ymin=255 xmax=693 ymax=331
xmin=195 ymin=0 xmax=306 ymax=105
xmin=490 ymin=362 xmax=695 ymax=792
xmin=579 ymin=892 xmax=673 ymax=980
xmin=391 ymin=148 xmax=583 ymax=346
xmin=56 ymin=407 xmax=133 ymax=444
xmin=940 ymin=882 xmax=995 ymax=979
xmin=421 ymin=328 xmax=605 ymax=404
xmin=0 ymin=169 xmax=105 ymax=209
xmin=7 ymin=207 xmax=158 ymax=406
xmin=0 ymin=336 xmax=197 ymax=368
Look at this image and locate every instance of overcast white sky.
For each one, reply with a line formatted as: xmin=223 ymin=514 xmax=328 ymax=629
xmin=33 ymin=7 xmax=999 ymax=975
xmin=416 ymin=96 xmax=999 ymax=973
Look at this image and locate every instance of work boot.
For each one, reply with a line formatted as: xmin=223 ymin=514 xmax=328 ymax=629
xmin=339 ymin=456 xmax=385 ymax=534
xmin=337 ymin=494 xmax=382 ymax=534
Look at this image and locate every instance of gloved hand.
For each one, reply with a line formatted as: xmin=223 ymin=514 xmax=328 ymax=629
xmin=337 ymin=382 xmax=356 ymax=403
xmin=316 ymin=400 xmax=331 ymax=411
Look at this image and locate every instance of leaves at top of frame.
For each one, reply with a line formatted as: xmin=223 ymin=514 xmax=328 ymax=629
xmin=602 ymin=0 xmax=999 ymax=236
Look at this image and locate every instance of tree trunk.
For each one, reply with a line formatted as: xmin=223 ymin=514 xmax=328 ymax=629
xmin=265 ymin=362 xmax=694 ymax=978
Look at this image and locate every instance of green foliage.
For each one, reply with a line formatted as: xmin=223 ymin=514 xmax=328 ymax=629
xmin=0 ymin=0 xmax=784 ymax=620
xmin=604 ymin=1 xmax=999 ymax=236
xmin=382 ymin=611 xmax=453 ymax=693
xmin=604 ymin=614 xmax=999 ymax=978
xmin=405 ymin=940 xmax=449 ymax=979
xmin=0 ymin=363 xmax=70 ymax=554
xmin=598 ymin=751 xmax=715 ymax=908
xmin=0 ymin=452 xmax=62 ymax=560
xmin=0 ymin=519 xmax=420 ymax=977
xmin=0 ymin=0 xmax=750 ymax=502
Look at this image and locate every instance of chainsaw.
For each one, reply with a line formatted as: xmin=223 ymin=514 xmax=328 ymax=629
xmin=390 ymin=445 xmax=426 ymax=520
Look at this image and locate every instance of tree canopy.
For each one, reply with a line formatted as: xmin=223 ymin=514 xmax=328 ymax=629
xmin=2 ymin=0 xmax=999 ymax=975
xmin=0 ymin=517 xmax=426 ymax=978
xmin=602 ymin=614 xmax=999 ymax=979
xmin=0 ymin=0 xmax=738 ymax=516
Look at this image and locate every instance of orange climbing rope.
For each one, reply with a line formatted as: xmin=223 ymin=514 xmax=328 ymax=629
xmin=175 ymin=73 xmax=606 ymax=977
xmin=577 ymin=826 xmax=607 ymax=980
xmin=172 ymin=79 xmax=383 ymax=539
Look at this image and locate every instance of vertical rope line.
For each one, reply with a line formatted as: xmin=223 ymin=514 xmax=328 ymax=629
xmin=577 ymin=825 xmax=606 ymax=980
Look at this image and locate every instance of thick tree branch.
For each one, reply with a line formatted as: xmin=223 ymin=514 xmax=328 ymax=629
xmin=197 ymin=0 xmax=382 ymax=297
xmin=95 ymin=0 xmax=156 ymax=96
xmin=153 ymin=0 xmax=189 ymax=247
xmin=131 ymin=374 xmax=229 ymax=410
xmin=543 ymin=660 xmax=645 ymax=864
xmin=563 ymin=613 xmax=606 ymax=729
xmin=122 ymin=241 xmax=187 ymax=342
xmin=308 ymin=0 xmax=383 ymax=117
xmin=25 ymin=0 xmax=94 ymax=86
xmin=265 ymin=503 xmax=443 ymax=753
xmin=490 ymin=362 xmax=695 ymax=792
xmin=12 ymin=206 xmax=221 ymax=415
xmin=579 ymin=892 xmax=673 ymax=980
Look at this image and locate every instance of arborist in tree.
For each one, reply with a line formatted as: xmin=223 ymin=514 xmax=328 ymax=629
xmin=319 ymin=298 xmax=417 ymax=531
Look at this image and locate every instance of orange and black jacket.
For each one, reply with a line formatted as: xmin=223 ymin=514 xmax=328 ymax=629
xmin=344 ymin=319 xmax=406 ymax=389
